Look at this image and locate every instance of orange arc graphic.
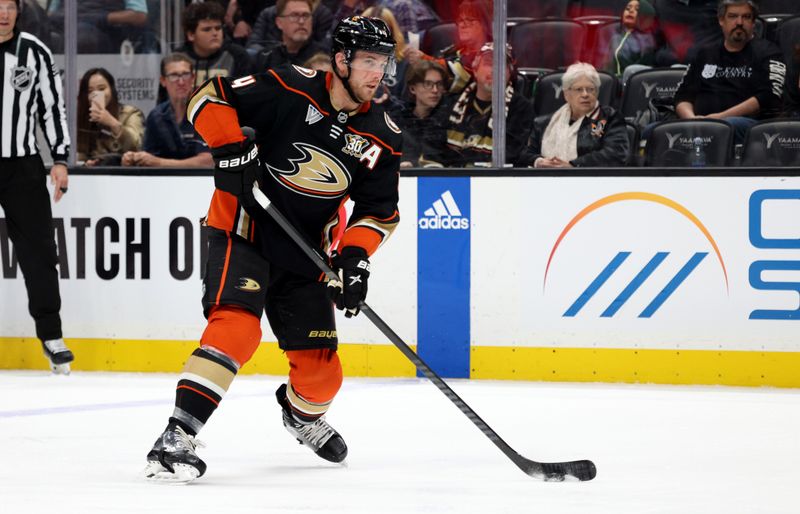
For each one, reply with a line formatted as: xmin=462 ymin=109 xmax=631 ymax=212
xmin=543 ymin=192 xmax=729 ymax=292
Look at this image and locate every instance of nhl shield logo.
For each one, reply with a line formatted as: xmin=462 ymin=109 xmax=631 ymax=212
xmin=10 ymin=66 xmax=34 ymax=92
xmin=701 ymin=64 xmax=717 ymax=79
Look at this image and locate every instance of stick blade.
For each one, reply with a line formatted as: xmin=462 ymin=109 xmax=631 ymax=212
xmin=518 ymin=457 xmax=597 ymax=482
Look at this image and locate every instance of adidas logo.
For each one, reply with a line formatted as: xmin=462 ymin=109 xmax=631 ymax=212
xmin=306 ymin=104 xmax=324 ymax=125
xmin=418 ymin=190 xmax=469 ymax=230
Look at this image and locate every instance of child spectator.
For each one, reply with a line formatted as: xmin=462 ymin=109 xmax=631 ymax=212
xmin=391 ymin=60 xmax=448 ymax=167
xmin=599 ymin=0 xmax=658 ymax=84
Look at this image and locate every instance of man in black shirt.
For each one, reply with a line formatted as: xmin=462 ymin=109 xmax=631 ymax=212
xmin=674 ymin=0 xmax=786 ymax=144
xmin=254 ymin=0 xmax=326 ymax=71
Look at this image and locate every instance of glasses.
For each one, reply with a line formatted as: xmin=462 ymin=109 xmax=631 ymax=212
xmin=457 ymin=17 xmax=480 ymax=27
xmin=568 ymin=86 xmax=598 ymax=95
xmin=278 ymin=12 xmax=312 ymax=23
xmin=165 ymin=72 xmax=193 ymax=83
xmin=418 ymin=80 xmax=445 ymax=91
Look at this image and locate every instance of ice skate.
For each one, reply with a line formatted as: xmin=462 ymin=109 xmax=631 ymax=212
xmin=41 ymin=339 xmax=73 ymax=375
xmin=276 ymin=384 xmax=348 ymax=463
xmin=143 ymin=423 xmax=206 ymax=484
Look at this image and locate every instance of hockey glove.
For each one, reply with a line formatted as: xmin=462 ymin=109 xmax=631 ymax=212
xmin=211 ymin=138 xmax=260 ymax=197
xmin=327 ymin=247 xmax=370 ymax=318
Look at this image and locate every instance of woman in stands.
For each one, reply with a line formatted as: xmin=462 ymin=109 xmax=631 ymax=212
xmin=599 ymin=0 xmax=658 ymax=84
xmin=518 ymin=62 xmax=629 ymax=168
xmin=77 ymin=68 xmax=144 ymax=166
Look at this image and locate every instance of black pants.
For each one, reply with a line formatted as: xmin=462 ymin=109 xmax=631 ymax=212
xmin=0 ymin=155 xmax=62 ymax=341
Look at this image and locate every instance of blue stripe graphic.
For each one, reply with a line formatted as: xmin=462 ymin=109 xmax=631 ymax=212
xmin=640 ymin=252 xmax=707 ymax=318
xmin=417 ymin=178 xmax=471 ymax=378
xmin=564 ymin=252 xmax=630 ymax=317
xmin=601 ymin=252 xmax=669 ymax=317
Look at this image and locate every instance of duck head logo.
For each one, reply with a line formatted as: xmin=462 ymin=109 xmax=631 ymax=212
xmin=266 ymin=142 xmax=351 ymax=198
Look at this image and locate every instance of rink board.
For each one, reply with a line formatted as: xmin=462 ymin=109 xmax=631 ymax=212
xmin=1 ymin=173 xmax=799 ymax=386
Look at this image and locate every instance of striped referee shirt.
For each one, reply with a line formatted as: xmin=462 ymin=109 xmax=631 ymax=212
xmin=0 ymin=31 xmax=70 ymax=162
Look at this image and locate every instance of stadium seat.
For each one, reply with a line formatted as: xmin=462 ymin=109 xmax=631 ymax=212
xmin=740 ymin=119 xmax=800 ymax=167
xmin=517 ymin=67 xmax=554 ymax=98
xmin=645 ymin=119 xmax=734 ymax=167
xmin=420 ymin=22 xmax=456 ymax=57
xmin=508 ymin=0 xmax=570 ymax=19
xmin=620 ymin=67 xmax=686 ymax=125
xmin=583 ymin=18 xmax=619 ymax=67
xmin=532 ymin=70 xmax=619 ymax=116
xmin=625 ymin=122 xmax=641 ymax=166
xmin=757 ymin=0 xmax=800 ymax=15
xmin=570 ymin=0 xmax=627 ymax=18
xmin=509 ymin=19 xmax=586 ymax=70
xmin=777 ymin=16 xmax=800 ymax=65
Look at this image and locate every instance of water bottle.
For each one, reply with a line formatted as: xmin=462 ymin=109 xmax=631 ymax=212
xmin=691 ymin=137 xmax=706 ymax=167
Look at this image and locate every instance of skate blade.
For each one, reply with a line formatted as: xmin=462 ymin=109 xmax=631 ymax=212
xmin=49 ymin=363 xmax=71 ymax=375
xmin=143 ymin=461 xmax=200 ymax=484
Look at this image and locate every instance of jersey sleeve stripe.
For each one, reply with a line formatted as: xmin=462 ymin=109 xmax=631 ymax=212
xmin=268 ymin=69 xmax=330 ymax=116
xmin=347 ymin=126 xmax=401 ymax=156
xmin=342 ymin=210 xmax=400 ymax=254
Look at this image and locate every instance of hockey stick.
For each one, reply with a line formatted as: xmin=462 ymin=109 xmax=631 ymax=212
xmin=250 ymin=184 xmax=597 ymax=482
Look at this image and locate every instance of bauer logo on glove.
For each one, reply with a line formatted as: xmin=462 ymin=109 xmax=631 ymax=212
xmin=216 ymin=145 xmax=258 ymax=169
xmin=327 ymin=247 xmax=370 ymax=318
xmin=211 ymin=136 xmax=261 ymax=196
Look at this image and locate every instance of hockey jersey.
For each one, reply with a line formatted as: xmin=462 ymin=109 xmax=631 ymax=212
xmin=187 ymin=65 xmax=402 ymax=278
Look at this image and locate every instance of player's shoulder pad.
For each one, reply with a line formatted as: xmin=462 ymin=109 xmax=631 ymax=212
xmin=268 ymin=64 xmax=325 ymax=88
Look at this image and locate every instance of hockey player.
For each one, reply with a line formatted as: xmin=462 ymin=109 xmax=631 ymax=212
xmin=144 ymin=16 xmax=401 ymax=483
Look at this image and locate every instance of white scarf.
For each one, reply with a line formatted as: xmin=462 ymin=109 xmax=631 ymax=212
xmin=540 ymin=102 xmax=599 ymax=163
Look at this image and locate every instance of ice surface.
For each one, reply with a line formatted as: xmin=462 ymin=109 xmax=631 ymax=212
xmin=1 ymin=372 xmax=797 ymax=514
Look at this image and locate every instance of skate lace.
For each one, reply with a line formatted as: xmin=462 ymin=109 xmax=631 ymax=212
xmin=43 ymin=339 xmax=68 ymax=352
xmin=296 ymin=418 xmax=335 ymax=447
xmin=168 ymin=426 xmax=206 ymax=452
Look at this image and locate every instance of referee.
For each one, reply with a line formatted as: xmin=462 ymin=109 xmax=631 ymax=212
xmin=0 ymin=0 xmax=73 ymax=373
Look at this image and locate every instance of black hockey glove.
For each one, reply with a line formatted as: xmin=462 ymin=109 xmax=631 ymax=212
xmin=211 ymin=138 xmax=260 ymax=197
xmin=327 ymin=247 xmax=371 ymax=318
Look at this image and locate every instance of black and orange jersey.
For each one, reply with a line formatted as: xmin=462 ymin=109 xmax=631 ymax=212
xmin=187 ymin=65 xmax=402 ymax=278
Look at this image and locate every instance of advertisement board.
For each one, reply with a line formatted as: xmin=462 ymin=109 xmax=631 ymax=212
xmin=2 ymin=173 xmax=799 ymax=386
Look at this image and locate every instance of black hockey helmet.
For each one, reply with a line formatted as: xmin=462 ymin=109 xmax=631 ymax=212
xmin=331 ymin=16 xmax=397 ymax=76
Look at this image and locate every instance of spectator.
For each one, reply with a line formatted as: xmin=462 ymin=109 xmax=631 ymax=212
xmin=391 ymin=60 xmax=448 ymax=167
xmin=50 ymin=0 xmax=148 ymax=53
xmin=246 ymin=0 xmax=333 ymax=54
xmin=303 ymin=51 xmax=332 ymax=72
xmin=405 ymin=0 xmax=491 ymax=94
xmin=599 ymin=0 xmax=658 ymax=84
xmin=784 ymin=46 xmax=800 ymax=118
xmin=254 ymin=0 xmax=327 ymax=71
xmin=382 ymin=0 xmax=439 ymax=38
xmin=362 ymin=4 xmax=407 ymax=100
xmin=179 ymin=2 xmax=254 ymax=87
xmin=518 ymin=63 xmax=630 ymax=168
xmin=674 ymin=0 xmax=786 ymax=144
xmin=224 ymin=0 xmax=270 ymax=45
xmin=77 ymin=68 xmax=144 ymax=166
xmin=422 ymin=43 xmax=534 ymax=167
xmin=122 ymin=53 xmax=213 ymax=168
xmin=16 ymin=0 xmax=53 ymax=48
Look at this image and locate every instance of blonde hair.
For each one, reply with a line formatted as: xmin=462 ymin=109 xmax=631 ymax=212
xmin=362 ymin=6 xmax=406 ymax=61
